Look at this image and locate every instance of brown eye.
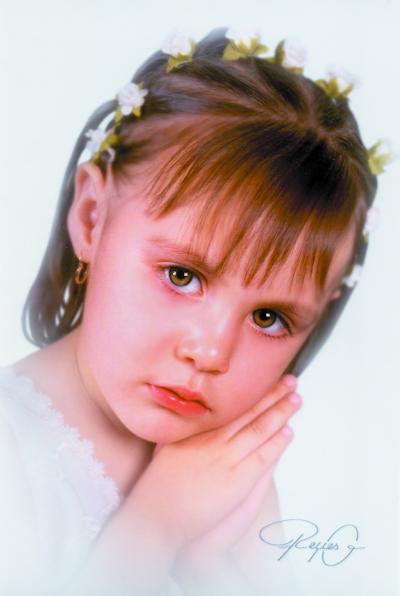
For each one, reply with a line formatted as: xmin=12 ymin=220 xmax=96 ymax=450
xmin=253 ymin=309 xmax=277 ymax=328
xmin=168 ymin=266 xmax=193 ymax=287
xmin=252 ymin=309 xmax=289 ymax=338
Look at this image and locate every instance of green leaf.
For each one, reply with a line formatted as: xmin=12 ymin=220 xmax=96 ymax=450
xmin=166 ymin=54 xmax=193 ymax=72
xmin=315 ymin=78 xmax=352 ymax=99
xmin=223 ymin=38 xmax=269 ymax=61
xmin=289 ymin=66 xmax=304 ymax=75
xmin=107 ymin=133 xmax=119 ymax=146
xmin=166 ymin=56 xmax=177 ymax=72
xmin=315 ymin=79 xmax=329 ymax=93
xmin=114 ymin=107 xmax=123 ymax=123
xmin=368 ymin=149 xmax=391 ymax=175
xmin=222 ymin=42 xmax=243 ymax=61
xmin=274 ymin=40 xmax=285 ymax=64
xmin=97 ymin=132 xmax=119 ymax=157
xmin=370 ymin=157 xmax=381 ymax=175
xmin=189 ymin=39 xmax=196 ymax=58
xmin=253 ymin=42 xmax=269 ymax=56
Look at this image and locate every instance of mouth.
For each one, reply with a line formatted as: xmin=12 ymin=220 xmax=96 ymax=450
xmin=148 ymin=384 xmax=211 ymax=416
xmin=161 ymin=384 xmax=209 ymax=408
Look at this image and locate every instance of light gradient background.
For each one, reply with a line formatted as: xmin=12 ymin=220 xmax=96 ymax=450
xmin=0 ymin=1 xmax=399 ymax=594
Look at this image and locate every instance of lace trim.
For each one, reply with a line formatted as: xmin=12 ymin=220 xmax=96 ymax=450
xmin=0 ymin=365 xmax=122 ymax=530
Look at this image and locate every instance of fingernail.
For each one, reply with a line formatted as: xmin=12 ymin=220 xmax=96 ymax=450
xmin=281 ymin=424 xmax=293 ymax=438
xmin=289 ymin=392 xmax=302 ymax=407
xmin=283 ymin=374 xmax=298 ymax=389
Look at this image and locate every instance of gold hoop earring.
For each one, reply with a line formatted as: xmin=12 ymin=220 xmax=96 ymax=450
xmin=74 ymin=255 xmax=89 ymax=285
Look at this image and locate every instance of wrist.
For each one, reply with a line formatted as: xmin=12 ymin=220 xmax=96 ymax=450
xmin=124 ymin=483 xmax=185 ymax=559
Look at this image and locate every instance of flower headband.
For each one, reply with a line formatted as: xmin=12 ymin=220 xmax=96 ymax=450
xmin=84 ymin=27 xmax=393 ymax=290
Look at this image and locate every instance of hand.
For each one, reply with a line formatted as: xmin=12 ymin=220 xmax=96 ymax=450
xmin=168 ymin=378 xmax=300 ymax=588
xmin=128 ymin=374 xmax=301 ymax=555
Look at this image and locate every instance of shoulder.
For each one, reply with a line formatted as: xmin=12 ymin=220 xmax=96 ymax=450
xmin=0 ymin=401 xmax=34 ymax=519
xmin=0 ymin=366 xmax=66 ymax=589
xmin=0 ymin=366 xmax=36 ymax=508
xmin=0 ymin=366 xmax=84 ymax=592
xmin=0 ymin=364 xmax=33 ymax=477
xmin=0 ymin=381 xmax=43 ymax=591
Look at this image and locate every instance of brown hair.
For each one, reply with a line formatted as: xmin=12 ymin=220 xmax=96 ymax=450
xmin=22 ymin=27 xmax=377 ymax=361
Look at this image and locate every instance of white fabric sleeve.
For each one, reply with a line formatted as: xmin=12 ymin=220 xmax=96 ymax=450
xmin=0 ymin=412 xmax=51 ymax=594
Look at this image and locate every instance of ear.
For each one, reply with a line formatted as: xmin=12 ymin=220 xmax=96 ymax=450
xmin=67 ymin=162 xmax=108 ymax=262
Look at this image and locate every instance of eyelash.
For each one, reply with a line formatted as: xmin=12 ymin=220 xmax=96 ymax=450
xmin=155 ymin=264 xmax=293 ymax=341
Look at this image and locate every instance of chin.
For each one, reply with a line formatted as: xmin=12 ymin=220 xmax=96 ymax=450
xmin=113 ymin=397 xmax=210 ymax=444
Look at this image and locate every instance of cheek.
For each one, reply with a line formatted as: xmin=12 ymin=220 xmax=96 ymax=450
xmin=234 ymin=337 xmax=301 ymax=386
xmin=219 ymin=338 xmax=304 ymax=419
xmin=81 ymin=254 xmax=178 ymax=369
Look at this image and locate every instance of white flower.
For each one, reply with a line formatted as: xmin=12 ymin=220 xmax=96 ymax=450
xmin=85 ymin=128 xmax=107 ymax=154
xmin=117 ymin=82 xmax=149 ymax=116
xmin=281 ymin=38 xmax=307 ymax=69
xmin=326 ymin=64 xmax=358 ymax=93
xmin=225 ymin=26 xmax=261 ymax=49
xmin=342 ymin=264 xmax=363 ymax=288
xmin=161 ymin=31 xmax=194 ymax=57
xmin=363 ymin=206 xmax=380 ymax=236
xmin=373 ymin=139 xmax=393 ymax=161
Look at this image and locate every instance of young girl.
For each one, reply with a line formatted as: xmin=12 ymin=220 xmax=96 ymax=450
xmin=0 ymin=25 xmax=389 ymax=596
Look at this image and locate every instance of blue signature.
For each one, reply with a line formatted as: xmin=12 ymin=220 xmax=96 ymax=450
xmin=258 ymin=518 xmax=366 ymax=566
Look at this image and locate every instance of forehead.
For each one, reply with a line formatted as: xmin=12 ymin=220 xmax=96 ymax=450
xmin=148 ymin=205 xmax=352 ymax=289
xmin=109 ymin=155 xmax=356 ymax=304
xmin=116 ymin=195 xmax=353 ymax=311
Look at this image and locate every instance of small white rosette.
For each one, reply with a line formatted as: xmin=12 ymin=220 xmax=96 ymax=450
xmin=342 ymin=263 xmax=363 ymax=288
xmin=161 ymin=29 xmax=196 ymax=72
xmin=223 ymin=26 xmax=268 ymax=60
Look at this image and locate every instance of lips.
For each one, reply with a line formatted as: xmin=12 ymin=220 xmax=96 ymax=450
xmin=157 ymin=384 xmax=209 ymax=409
xmin=149 ymin=385 xmax=210 ymax=416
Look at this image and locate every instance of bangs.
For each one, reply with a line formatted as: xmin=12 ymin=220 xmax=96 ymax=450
xmin=118 ymin=115 xmax=368 ymax=292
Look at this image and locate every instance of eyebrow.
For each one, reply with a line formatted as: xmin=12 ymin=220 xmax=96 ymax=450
xmin=145 ymin=235 xmax=321 ymax=324
xmin=147 ymin=235 xmax=221 ymax=275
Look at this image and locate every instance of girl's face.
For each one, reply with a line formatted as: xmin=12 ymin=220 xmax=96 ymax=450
xmin=70 ymin=163 xmax=352 ymax=444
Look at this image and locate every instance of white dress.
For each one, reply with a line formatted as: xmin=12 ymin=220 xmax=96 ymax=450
xmin=0 ymin=365 xmax=183 ymax=596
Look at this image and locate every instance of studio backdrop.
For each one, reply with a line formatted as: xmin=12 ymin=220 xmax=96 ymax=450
xmin=0 ymin=1 xmax=399 ymax=595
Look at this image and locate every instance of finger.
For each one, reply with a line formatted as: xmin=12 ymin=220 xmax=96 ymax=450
xmin=236 ymin=423 xmax=295 ymax=489
xmin=229 ymin=392 xmax=301 ymax=461
xmin=221 ymin=375 xmax=298 ymax=440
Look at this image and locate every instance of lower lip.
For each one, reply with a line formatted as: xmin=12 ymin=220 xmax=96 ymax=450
xmin=149 ymin=384 xmax=209 ymax=416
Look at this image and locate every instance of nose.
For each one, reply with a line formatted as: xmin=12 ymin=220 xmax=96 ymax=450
xmin=174 ymin=310 xmax=238 ymax=374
